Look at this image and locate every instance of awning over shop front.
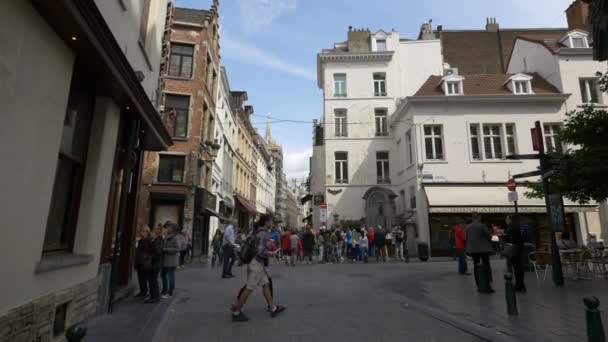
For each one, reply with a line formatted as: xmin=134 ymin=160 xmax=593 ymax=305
xmin=300 ymin=194 xmax=312 ymax=205
xmin=235 ymin=194 xmax=257 ymax=215
xmin=424 ymin=185 xmax=597 ymax=214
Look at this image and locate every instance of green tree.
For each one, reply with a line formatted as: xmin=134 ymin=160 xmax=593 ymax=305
xmin=526 ymin=71 xmax=608 ymax=203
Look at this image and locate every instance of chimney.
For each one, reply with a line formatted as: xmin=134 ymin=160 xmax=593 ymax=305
xmin=566 ymin=0 xmax=592 ymax=32
xmin=485 ymin=17 xmax=499 ymax=32
xmin=419 ymin=19 xmax=436 ymax=40
xmin=347 ymin=27 xmax=371 ymax=52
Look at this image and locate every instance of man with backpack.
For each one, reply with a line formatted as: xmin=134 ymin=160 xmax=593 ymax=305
xmin=231 ymin=214 xmax=286 ymax=322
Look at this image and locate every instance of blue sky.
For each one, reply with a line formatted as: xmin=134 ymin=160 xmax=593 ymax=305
xmin=176 ymin=0 xmax=572 ymax=180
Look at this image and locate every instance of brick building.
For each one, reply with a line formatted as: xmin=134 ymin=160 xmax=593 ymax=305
xmin=137 ymin=3 xmax=221 ymax=257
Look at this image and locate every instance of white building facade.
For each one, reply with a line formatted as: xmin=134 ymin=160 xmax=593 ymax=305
xmin=312 ymin=28 xmax=443 ymax=229
xmin=507 ymin=29 xmax=608 ymax=244
xmin=391 ymin=71 xmax=601 ymax=256
xmin=255 ymin=132 xmax=276 ymax=216
xmin=209 ymin=66 xmax=238 ymax=247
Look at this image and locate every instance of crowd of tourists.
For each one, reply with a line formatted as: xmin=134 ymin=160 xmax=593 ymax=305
xmin=212 ymin=223 xmax=410 ymax=273
xmin=133 ymin=221 xmax=192 ymax=303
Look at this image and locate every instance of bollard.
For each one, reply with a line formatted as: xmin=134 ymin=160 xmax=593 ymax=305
xmin=65 ymin=324 xmax=87 ymax=342
xmin=504 ymin=273 xmax=518 ymax=315
xmin=584 ymin=297 xmax=606 ymax=342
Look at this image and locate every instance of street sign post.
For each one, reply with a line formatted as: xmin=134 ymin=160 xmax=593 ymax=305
xmin=319 ymin=203 xmax=327 ymax=224
xmin=508 ymin=191 xmax=518 ymax=203
xmin=531 ymin=127 xmax=544 ymax=152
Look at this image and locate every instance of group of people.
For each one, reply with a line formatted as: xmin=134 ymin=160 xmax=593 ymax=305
xmin=275 ymin=224 xmax=409 ymax=266
xmin=452 ymin=214 xmax=527 ymax=294
xmin=133 ymin=221 xmax=192 ymax=303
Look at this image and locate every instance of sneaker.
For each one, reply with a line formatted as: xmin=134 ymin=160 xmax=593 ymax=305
xmin=161 ymin=294 xmax=171 ymax=299
xmin=270 ymin=305 xmax=286 ymax=318
xmin=232 ymin=311 xmax=250 ymax=322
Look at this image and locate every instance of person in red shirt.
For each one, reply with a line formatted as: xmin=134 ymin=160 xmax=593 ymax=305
xmin=453 ymin=222 xmax=469 ymax=275
xmin=367 ymin=227 xmax=376 ymax=258
xmin=280 ymin=230 xmax=291 ymax=265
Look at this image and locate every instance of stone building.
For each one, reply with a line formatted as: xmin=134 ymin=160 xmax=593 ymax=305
xmin=254 ymin=125 xmax=277 ymax=217
xmin=231 ymin=92 xmax=258 ymax=230
xmin=137 ymin=3 xmax=221 ymax=257
xmin=1 ymin=0 xmax=171 ymax=340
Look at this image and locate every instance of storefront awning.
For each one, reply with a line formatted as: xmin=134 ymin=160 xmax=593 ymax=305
xmin=300 ymin=194 xmax=312 ymax=205
xmin=235 ymin=194 xmax=257 ymax=215
xmin=424 ymin=185 xmax=597 ymax=213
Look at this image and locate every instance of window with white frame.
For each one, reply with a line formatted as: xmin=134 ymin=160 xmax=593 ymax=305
xmin=333 ymin=73 xmax=347 ymax=97
xmin=376 ymin=39 xmax=387 ymax=51
xmin=423 ymin=125 xmax=444 ymax=160
xmin=571 ymin=36 xmax=588 ymax=48
xmin=334 ymin=152 xmax=348 ymax=184
xmin=373 ymin=73 xmax=387 ymax=96
xmin=334 ymin=109 xmax=347 ymax=137
xmin=580 ymin=78 xmax=601 ymax=104
xmin=376 ymin=151 xmax=390 ymax=184
xmin=405 ymin=129 xmax=413 ymax=165
xmin=375 ymin=109 xmax=388 ymax=136
xmin=482 ymin=124 xmax=504 ymax=159
xmin=505 ymin=124 xmax=517 ymax=155
xmin=446 ymin=81 xmax=461 ymax=95
xmin=543 ymin=123 xmax=563 ymax=153
xmin=470 ymin=124 xmax=482 ymax=160
xmin=513 ymin=80 xmax=530 ymax=94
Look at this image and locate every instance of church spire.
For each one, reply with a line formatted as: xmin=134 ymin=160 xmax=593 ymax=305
xmin=265 ymin=112 xmax=272 ymax=143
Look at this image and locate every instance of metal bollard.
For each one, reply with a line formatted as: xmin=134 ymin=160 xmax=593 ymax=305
xmin=504 ymin=273 xmax=518 ymax=315
xmin=65 ymin=324 xmax=87 ymax=342
xmin=584 ymin=297 xmax=606 ymax=342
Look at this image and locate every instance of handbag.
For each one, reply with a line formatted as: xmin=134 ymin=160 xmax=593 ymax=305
xmin=501 ymin=243 xmax=519 ymax=258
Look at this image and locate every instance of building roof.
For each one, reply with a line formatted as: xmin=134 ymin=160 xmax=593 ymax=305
xmin=414 ymin=73 xmax=560 ymax=97
xmin=438 ymin=29 xmax=568 ymax=74
xmin=174 ymin=7 xmax=210 ymax=24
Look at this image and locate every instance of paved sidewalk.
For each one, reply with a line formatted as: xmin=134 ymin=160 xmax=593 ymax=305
xmin=84 ymin=282 xmax=177 ymax=342
xmin=152 ymin=262 xmax=485 ymax=342
xmin=383 ymin=260 xmax=608 ymax=342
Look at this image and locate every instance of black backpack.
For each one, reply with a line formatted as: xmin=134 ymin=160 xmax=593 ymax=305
xmin=239 ymin=232 xmax=257 ymax=264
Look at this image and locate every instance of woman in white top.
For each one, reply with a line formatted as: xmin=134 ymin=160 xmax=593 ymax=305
xmin=359 ymin=231 xmax=369 ymax=263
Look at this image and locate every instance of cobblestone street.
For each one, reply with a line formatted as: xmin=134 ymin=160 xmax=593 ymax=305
xmin=86 ymin=259 xmax=608 ymax=342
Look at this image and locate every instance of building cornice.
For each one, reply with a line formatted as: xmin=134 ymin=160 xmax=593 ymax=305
xmin=318 ymin=51 xmax=394 ymax=63
xmin=317 ymin=51 xmax=394 ymax=89
xmin=558 ymin=48 xmax=594 ymax=56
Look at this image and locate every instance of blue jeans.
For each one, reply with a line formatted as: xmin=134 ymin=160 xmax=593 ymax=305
xmin=161 ymin=267 xmax=176 ymax=296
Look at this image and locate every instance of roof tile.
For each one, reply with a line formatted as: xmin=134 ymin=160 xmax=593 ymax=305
xmin=414 ymin=73 xmax=560 ymax=97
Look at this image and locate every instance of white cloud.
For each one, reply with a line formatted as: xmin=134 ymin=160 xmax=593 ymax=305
xmin=283 ymin=147 xmax=312 ymax=180
xmin=221 ymin=30 xmax=316 ymax=81
xmin=239 ymin=0 xmax=297 ymax=32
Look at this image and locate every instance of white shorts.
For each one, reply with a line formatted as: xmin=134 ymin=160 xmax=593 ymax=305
xmin=245 ymin=259 xmax=270 ymax=290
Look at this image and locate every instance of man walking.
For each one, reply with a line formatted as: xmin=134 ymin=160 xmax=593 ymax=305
xmin=222 ymin=218 xmax=237 ymax=278
xmin=302 ymin=225 xmax=315 ymax=264
xmin=453 ymin=221 xmax=469 ymax=275
xmin=466 ymin=214 xmax=494 ymax=293
xmin=231 ymin=214 xmax=286 ymax=322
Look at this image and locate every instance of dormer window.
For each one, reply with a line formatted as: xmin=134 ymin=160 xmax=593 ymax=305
xmin=507 ymin=74 xmax=533 ymax=95
xmin=513 ymin=80 xmax=530 ymax=94
xmin=442 ymin=75 xmax=464 ymax=96
xmin=376 ymin=39 xmax=387 ymax=51
xmin=560 ymin=30 xmax=590 ymax=48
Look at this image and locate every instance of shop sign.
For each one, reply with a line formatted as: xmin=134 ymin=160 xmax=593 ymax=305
xmin=548 ymin=193 xmax=565 ymax=232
